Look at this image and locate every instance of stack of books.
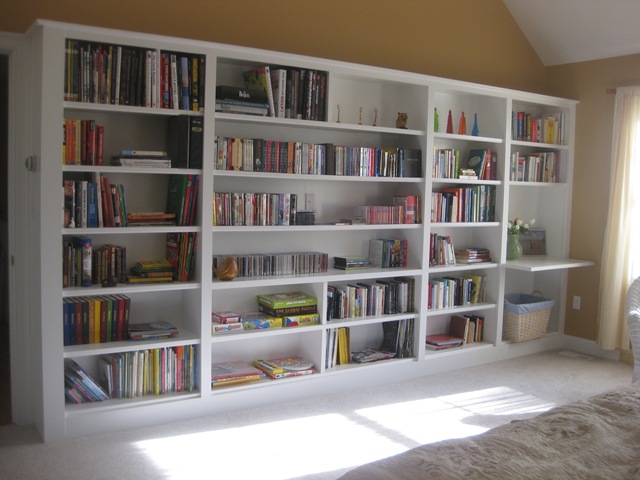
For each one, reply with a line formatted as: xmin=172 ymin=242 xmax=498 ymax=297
xmin=252 ymin=356 xmax=315 ymax=379
xmin=333 ymin=256 xmax=370 ymax=271
xmin=110 ymin=150 xmax=172 ymax=168
xmin=127 ymin=321 xmax=179 ymax=340
xmin=211 ymin=360 xmax=265 ymax=387
xmin=126 ymin=212 xmax=176 ymax=226
xmin=127 ymin=259 xmax=174 ymax=284
xmin=455 ymin=247 xmax=492 ymax=264
xmin=215 ymin=85 xmax=269 ymax=116
xmin=257 ymin=291 xmax=318 ymax=317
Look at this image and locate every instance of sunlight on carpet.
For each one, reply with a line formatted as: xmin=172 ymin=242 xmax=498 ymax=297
xmin=135 ymin=387 xmax=555 ymax=479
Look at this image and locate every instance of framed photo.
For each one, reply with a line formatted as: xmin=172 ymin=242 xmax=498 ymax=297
xmin=520 ymin=229 xmax=546 ymax=256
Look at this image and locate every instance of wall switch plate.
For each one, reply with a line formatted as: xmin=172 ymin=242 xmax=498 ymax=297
xmin=305 ymin=193 xmax=316 ymax=211
xmin=573 ymin=295 xmax=581 ymax=310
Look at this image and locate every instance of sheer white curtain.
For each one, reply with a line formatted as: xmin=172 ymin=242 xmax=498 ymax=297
xmin=598 ymin=86 xmax=640 ymax=350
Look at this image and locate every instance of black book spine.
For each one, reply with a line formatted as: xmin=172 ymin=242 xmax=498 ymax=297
xmin=188 ymin=117 xmax=203 ymax=169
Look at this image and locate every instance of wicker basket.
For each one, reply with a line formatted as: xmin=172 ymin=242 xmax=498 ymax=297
xmin=503 ymin=291 xmax=554 ymax=342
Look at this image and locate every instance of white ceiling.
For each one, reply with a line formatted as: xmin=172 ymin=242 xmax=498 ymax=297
xmin=502 ymin=0 xmax=640 ymax=66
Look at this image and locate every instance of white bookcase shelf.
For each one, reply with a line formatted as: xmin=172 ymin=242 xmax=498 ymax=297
xmin=23 ymin=19 xmax=590 ymax=441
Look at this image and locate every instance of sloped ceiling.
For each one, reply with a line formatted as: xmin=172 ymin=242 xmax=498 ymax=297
xmin=503 ymin=0 xmax=640 ymax=66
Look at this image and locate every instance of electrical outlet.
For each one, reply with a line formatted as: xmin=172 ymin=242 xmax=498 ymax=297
xmin=305 ymin=193 xmax=316 ymax=211
xmin=573 ymin=295 xmax=581 ymax=310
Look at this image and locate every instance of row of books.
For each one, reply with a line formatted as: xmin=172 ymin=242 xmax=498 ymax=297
xmin=333 ymin=318 xmax=414 ymax=366
xmin=63 ymin=173 xmax=198 ymax=229
xmin=63 ymin=238 xmax=127 ymax=288
xmin=213 ymin=136 xmax=422 ymax=178
xmin=425 ymin=314 xmax=484 ymax=351
xmin=368 ymin=238 xmax=408 ymax=269
xmin=512 ymin=111 xmax=566 ymax=145
xmin=211 ymin=356 xmax=315 ymax=388
xmin=166 ymin=232 xmax=198 ymax=282
xmin=326 ymin=277 xmax=415 ymax=320
xmin=354 ymin=196 xmax=421 ymax=225
xmin=432 ymin=148 xmax=496 ymax=181
xmin=510 ymin=151 xmax=559 ymax=183
xmin=165 ymin=174 xmax=199 ymax=226
xmin=237 ymin=66 xmax=327 ymax=120
xmin=428 ymin=273 xmax=486 ymax=310
xmin=213 ymin=191 xmax=300 ymax=227
xmin=429 ymin=234 xmax=455 ymax=267
xmin=64 ymin=39 xmax=205 ymax=111
xmin=99 ymin=345 xmax=198 ymax=400
xmin=63 ymin=119 xmax=105 ymax=165
xmin=431 ymin=185 xmax=496 ymax=223
xmin=212 ymin=251 xmax=328 ymax=279
xmin=63 ymin=294 xmax=131 ymax=346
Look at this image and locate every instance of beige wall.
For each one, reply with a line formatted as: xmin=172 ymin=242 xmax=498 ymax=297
xmin=7 ymin=1 xmax=627 ymax=344
xmin=546 ymin=54 xmax=640 ymax=341
xmin=2 ymin=0 xmax=545 ymax=92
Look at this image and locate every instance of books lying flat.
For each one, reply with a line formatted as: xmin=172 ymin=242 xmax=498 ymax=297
xmin=351 ymin=348 xmax=396 ymax=363
xmin=252 ymin=356 xmax=315 ymax=379
xmin=425 ymin=334 xmax=464 ymax=350
xmin=127 ymin=212 xmax=176 ymax=226
xmin=128 ymin=321 xmax=179 ymax=340
xmin=111 ymin=155 xmax=172 ymax=168
xmin=333 ymin=256 xmax=370 ymax=270
xmin=211 ymin=360 xmax=265 ymax=387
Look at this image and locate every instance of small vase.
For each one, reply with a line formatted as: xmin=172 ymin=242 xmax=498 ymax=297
xmin=507 ymin=234 xmax=522 ymax=260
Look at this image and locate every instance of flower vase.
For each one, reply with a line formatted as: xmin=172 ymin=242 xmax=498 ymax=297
xmin=507 ymin=234 xmax=523 ymax=260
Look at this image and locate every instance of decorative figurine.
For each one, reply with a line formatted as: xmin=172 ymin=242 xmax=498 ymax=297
xmin=434 ymin=108 xmax=439 ymax=132
xmin=336 ymin=104 xmax=341 ymax=123
xmin=458 ymin=111 xmax=467 ymax=135
xmin=472 ymin=113 xmax=479 ymax=136
xmin=446 ymin=110 xmax=454 ymax=134
xmin=372 ymin=108 xmax=378 ymax=127
xmin=212 ymin=256 xmax=238 ymax=281
xmin=358 ymin=107 xmax=363 ymax=125
xmin=396 ymin=112 xmax=408 ymax=129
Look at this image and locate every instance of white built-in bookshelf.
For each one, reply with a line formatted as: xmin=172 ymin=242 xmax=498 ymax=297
xmin=23 ymin=20 xmax=592 ymax=441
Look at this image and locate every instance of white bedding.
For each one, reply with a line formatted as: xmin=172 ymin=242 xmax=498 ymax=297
xmin=340 ymin=383 xmax=640 ymax=480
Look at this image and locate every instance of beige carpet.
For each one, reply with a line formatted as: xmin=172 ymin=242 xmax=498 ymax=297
xmin=0 ymin=350 xmax=632 ymax=480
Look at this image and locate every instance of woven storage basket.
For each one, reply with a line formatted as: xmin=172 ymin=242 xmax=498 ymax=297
xmin=503 ymin=291 xmax=554 ymax=342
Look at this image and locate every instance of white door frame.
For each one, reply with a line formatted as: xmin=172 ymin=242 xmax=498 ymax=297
xmin=0 ymin=31 xmax=32 ymax=426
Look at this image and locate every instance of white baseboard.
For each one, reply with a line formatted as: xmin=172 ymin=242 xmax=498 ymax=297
xmin=561 ymin=335 xmax=621 ymax=361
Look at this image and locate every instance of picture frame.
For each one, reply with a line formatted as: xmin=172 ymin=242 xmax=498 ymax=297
xmin=519 ymin=228 xmax=546 ymax=256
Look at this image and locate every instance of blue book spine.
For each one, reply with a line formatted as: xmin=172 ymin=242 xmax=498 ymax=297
xmin=87 ymin=182 xmax=98 ymax=228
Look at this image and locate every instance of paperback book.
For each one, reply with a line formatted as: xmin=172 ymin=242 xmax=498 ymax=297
xmin=252 ymin=356 xmax=315 ymax=379
xmin=128 ymin=321 xmax=179 ymax=340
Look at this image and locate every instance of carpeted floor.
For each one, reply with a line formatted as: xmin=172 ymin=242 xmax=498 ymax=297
xmin=0 ymin=349 xmax=633 ymax=480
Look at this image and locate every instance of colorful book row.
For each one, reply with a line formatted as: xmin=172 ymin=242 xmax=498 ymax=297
xmin=99 ymin=345 xmax=198 ymax=399
xmin=326 ymin=276 xmax=415 ymax=320
xmin=512 ymin=111 xmax=566 ymax=145
xmin=213 ymin=192 xmax=299 ymax=227
xmin=510 ymin=151 xmax=559 ymax=183
xmin=427 ymin=274 xmax=486 ymax=310
xmin=63 ymin=119 xmax=105 ymax=165
xmin=63 ymin=294 xmax=131 ymax=346
xmin=431 ymin=185 xmax=496 ymax=223
xmin=63 ymin=238 xmax=127 ymax=288
xmin=214 ymin=136 xmax=422 ymax=178
xmin=64 ymin=39 xmax=205 ymax=111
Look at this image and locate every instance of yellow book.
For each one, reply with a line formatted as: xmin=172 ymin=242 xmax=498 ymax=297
xmin=94 ymin=298 xmax=101 ymax=344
